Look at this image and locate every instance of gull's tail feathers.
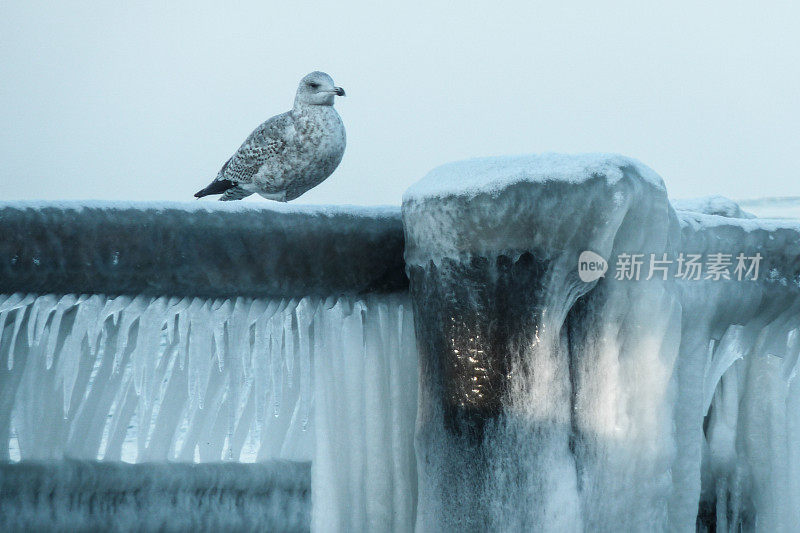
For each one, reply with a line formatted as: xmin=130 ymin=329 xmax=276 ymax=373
xmin=194 ymin=179 xmax=236 ymax=199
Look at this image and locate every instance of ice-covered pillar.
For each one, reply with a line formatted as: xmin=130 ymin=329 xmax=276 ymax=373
xmin=402 ymin=154 xmax=678 ymax=530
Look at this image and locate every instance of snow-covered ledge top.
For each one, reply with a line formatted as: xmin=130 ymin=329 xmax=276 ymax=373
xmin=402 ymin=153 xmax=673 ymax=267
xmin=671 ymin=195 xmax=756 ymax=219
xmin=0 ymin=199 xmax=400 ymax=219
xmin=403 ymin=153 xmax=665 ymax=202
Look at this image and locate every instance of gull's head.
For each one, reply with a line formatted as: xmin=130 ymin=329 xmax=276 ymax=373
xmin=295 ymin=71 xmax=345 ymax=107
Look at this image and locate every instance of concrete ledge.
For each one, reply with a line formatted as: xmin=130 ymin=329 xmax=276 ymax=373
xmin=0 ymin=202 xmax=407 ymax=299
xmin=0 ymin=460 xmax=311 ymax=532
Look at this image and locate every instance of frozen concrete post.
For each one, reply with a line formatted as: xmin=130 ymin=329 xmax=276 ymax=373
xmin=402 ymin=154 xmax=677 ymax=530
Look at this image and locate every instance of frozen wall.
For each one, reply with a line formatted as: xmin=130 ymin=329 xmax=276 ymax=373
xmin=675 ymin=211 xmax=800 ymax=531
xmin=2 ymin=165 xmax=799 ymax=531
xmin=0 ymin=203 xmax=417 ymax=532
xmin=403 ymin=154 xmax=800 ymax=532
xmin=0 ymin=460 xmax=310 ymax=531
xmin=0 ymin=202 xmax=407 ymax=298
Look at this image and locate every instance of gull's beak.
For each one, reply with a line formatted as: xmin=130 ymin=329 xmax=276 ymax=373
xmin=333 ymin=86 xmax=345 ymax=97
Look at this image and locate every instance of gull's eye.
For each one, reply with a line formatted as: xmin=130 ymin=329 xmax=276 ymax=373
xmin=308 ymin=82 xmax=320 ymax=89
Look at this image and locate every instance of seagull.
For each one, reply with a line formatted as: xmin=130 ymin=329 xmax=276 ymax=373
xmin=195 ymin=71 xmax=346 ymax=201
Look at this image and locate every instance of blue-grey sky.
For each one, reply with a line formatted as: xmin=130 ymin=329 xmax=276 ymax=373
xmin=2 ymin=1 xmax=798 ymax=205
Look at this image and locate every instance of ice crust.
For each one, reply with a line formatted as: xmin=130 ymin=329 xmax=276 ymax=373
xmin=0 ymin=292 xmax=418 ymax=532
xmin=0 ymin=202 xmax=406 ymax=298
xmin=0 ymin=460 xmax=311 ymax=531
xmin=403 ymin=153 xmax=665 ymax=202
xmin=403 ymin=154 xmax=800 ymax=532
xmin=672 ymin=195 xmax=756 ymax=219
xmin=0 ymin=199 xmax=400 ymax=217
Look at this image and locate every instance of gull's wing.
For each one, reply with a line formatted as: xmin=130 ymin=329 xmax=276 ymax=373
xmin=217 ymin=111 xmax=294 ymax=185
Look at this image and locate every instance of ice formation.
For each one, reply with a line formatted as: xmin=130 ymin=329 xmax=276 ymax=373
xmin=2 ymin=156 xmax=799 ymax=531
xmin=0 ymin=201 xmax=406 ymax=298
xmin=403 ymin=153 xmax=800 ymax=532
xmin=672 ymin=195 xmax=756 ymax=219
xmin=0 ymin=460 xmax=311 ymax=531
xmin=0 ymin=292 xmax=418 ymax=531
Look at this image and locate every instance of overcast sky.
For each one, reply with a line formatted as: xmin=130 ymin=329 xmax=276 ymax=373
xmin=1 ymin=1 xmax=798 ymax=205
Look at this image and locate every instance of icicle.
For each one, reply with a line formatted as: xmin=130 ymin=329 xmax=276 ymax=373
xmin=132 ymin=297 xmax=168 ymax=407
xmin=253 ymin=325 xmax=266 ymax=428
xmin=240 ymin=298 xmax=272 ymax=388
xmin=270 ymin=305 xmax=285 ymax=417
xmin=189 ymin=299 xmax=215 ymax=410
xmin=211 ymin=298 xmax=233 ymax=371
xmin=27 ymin=294 xmax=57 ymax=347
xmin=252 ymin=300 xmax=280 ymax=427
xmin=113 ymin=295 xmax=146 ymax=373
xmin=247 ymin=299 xmax=270 ymax=327
xmin=284 ymin=311 xmax=295 ymax=388
xmin=282 ymin=299 xmax=301 ymax=391
xmin=164 ymin=297 xmax=191 ymax=345
xmin=1 ymin=311 xmax=10 ymax=371
xmin=178 ymin=298 xmax=205 ymax=371
xmin=0 ymin=293 xmax=15 ymax=310
xmin=18 ymin=293 xmax=36 ymax=310
xmin=81 ymin=294 xmax=105 ymax=356
xmin=101 ymin=295 xmax=132 ymax=327
xmin=59 ymin=343 xmax=80 ymax=417
xmin=45 ymin=294 xmax=78 ymax=369
xmin=0 ymin=293 xmax=25 ymax=313
xmin=57 ymin=294 xmax=104 ymax=416
xmin=703 ymin=327 xmax=747 ymax=413
xmin=228 ymin=298 xmax=253 ymax=377
xmin=295 ymin=298 xmax=318 ymax=431
xmin=78 ymin=294 xmax=108 ymax=354
xmin=6 ymin=296 xmax=34 ymax=369
xmin=0 ymin=294 xmax=33 ymax=370
xmin=397 ymin=303 xmax=405 ymax=355
xmin=377 ymin=300 xmax=390 ymax=350
xmin=0 ymin=311 xmax=8 ymax=345
xmin=3 ymin=294 xmax=33 ymax=336
xmin=223 ymin=297 xmax=253 ymax=461
xmin=783 ymin=328 xmax=800 ymax=383
xmin=323 ymin=294 xmax=338 ymax=310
